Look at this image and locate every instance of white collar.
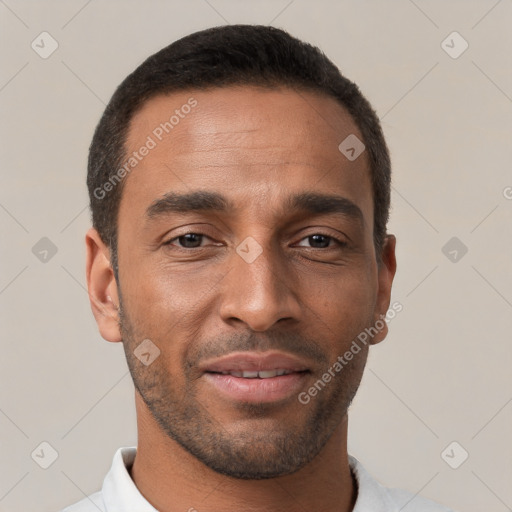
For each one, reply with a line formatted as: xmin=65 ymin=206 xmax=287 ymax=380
xmin=91 ymin=446 xmax=449 ymax=512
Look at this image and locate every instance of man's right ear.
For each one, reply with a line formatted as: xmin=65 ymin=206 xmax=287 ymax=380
xmin=85 ymin=227 xmax=122 ymax=343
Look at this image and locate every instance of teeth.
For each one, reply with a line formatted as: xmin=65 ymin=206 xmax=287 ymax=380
xmin=258 ymin=370 xmax=278 ymax=378
xmin=221 ymin=369 xmax=293 ymax=378
xmin=242 ymin=371 xmax=259 ymax=378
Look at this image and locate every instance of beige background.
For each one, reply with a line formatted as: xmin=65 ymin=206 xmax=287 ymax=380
xmin=1 ymin=1 xmax=511 ymax=511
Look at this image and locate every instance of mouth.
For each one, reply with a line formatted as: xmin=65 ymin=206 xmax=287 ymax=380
xmin=200 ymin=352 xmax=311 ymax=403
xmin=200 ymin=351 xmax=310 ymax=373
xmin=203 ymin=371 xmax=309 ymax=404
xmin=207 ymin=369 xmax=303 ymax=378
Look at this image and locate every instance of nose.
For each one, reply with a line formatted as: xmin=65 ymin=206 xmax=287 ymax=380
xmin=218 ymin=240 xmax=302 ymax=331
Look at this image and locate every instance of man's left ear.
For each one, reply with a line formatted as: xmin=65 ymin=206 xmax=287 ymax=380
xmin=370 ymin=234 xmax=397 ymax=345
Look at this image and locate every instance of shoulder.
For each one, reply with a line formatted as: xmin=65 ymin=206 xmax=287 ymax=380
xmin=384 ymin=486 xmax=455 ymax=511
xmin=58 ymin=490 xmax=105 ymax=512
xmin=349 ymin=455 xmax=456 ymax=512
xmin=57 ymin=446 xmax=138 ymax=512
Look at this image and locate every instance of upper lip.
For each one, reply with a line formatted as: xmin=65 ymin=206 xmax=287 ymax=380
xmin=200 ymin=351 xmax=311 ymax=373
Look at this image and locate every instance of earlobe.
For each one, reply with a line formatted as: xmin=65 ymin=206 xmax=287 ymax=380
xmin=370 ymin=234 xmax=397 ymax=346
xmin=85 ymin=227 xmax=122 ymax=343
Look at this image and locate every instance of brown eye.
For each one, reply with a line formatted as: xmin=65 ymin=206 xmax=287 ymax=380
xmin=166 ymin=233 xmax=208 ymax=249
xmin=307 ymin=234 xmax=331 ymax=248
xmin=295 ymin=234 xmax=346 ymax=249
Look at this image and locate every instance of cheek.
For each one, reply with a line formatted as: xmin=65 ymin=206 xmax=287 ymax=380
xmin=304 ymin=268 xmax=376 ymax=346
xmin=124 ymin=260 xmax=213 ymax=313
xmin=120 ymin=263 xmax=225 ymax=354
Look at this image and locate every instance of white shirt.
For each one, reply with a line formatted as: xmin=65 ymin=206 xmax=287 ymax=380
xmin=60 ymin=446 xmax=455 ymax=512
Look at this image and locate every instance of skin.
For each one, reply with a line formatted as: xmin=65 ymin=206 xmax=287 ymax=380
xmin=86 ymin=85 xmax=397 ymax=512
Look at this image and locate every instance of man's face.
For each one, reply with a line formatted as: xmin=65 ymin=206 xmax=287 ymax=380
xmin=112 ymin=86 xmax=394 ymax=479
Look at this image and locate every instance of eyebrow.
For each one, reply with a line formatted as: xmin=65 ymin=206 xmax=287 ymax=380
xmin=145 ymin=190 xmax=364 ymax=227
xmin=286 ymin=192 xmax=364 ymax=227
xmin=146 ymin=191 xmax=230 ymax=218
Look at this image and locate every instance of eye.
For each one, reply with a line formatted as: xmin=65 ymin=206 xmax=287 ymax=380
xmin=163 ymin=232 xmax=346 ymax=251
xmin=165 ymin=233 xmax=212 ymax=249
xmin=295 ymin=234 xmax=346 ymax=249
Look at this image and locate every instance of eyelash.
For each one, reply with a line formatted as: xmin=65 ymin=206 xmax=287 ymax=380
xmin=163 ymin=232 xmax=347 ymax=250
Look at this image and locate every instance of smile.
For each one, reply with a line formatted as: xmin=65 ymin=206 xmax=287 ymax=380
xmin=203 ymin=370 xmax=309 ymax=403
xmin=210 ymin=369 xmax=295 ymax=378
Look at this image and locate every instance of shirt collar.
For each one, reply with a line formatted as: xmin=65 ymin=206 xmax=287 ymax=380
xmin=102 ymin=446 xmax=157 ymax=512
xmin=102 ymin=446 xmax=394 ymax=511
xmin=349 ymin=454 xmax=399 ymax=511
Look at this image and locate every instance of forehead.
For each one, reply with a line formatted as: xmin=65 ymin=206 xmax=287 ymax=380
xmin=120 ymin=86 xmax=372 ymax=226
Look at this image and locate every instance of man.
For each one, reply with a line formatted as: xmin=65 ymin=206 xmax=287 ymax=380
xmin=62 ymin=24 xmax=454 ymax=512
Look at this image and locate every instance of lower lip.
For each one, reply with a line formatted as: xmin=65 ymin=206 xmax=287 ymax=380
xmin=203 ymin=372 xmax=308 ymax=403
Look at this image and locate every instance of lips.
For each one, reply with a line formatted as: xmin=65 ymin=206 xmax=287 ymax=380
xmin=200 ymin=351 xmax=310 ymax=374
xmin=216 ymin=369 xmax=294 ymax=378
xmin=200 ymin=351 xmax=311 ymax=403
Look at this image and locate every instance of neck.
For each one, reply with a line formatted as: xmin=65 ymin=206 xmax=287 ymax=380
xmin=130 ymin=391 xmax=357 ymax=512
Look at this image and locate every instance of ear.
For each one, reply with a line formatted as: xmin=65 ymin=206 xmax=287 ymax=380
xmin=85 ymin=227 xmax=122 ymax=343
xmin=370 ymin=234 xmax=397 ymax=345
